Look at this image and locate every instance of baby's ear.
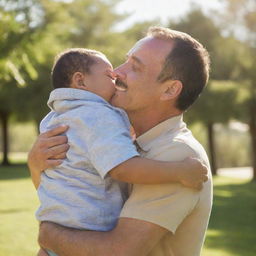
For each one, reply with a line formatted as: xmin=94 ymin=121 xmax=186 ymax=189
xmin=71 ymin=72 xmax=87 ymax=89
xmin=160 ymin=80 xmax=183 ymax=101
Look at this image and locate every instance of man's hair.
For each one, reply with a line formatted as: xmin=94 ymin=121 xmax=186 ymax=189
xmin=147 ymin=27 xmax=210 ymax=111
xmin=51 ymin=48 xmax=104 ymax=89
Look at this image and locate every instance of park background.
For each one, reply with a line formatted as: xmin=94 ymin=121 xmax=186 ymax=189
xmin=0 ymin=0 xmax=255 ymax=255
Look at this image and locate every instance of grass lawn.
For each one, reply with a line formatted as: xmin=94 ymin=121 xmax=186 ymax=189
xmin=0 ymin=164 xmax=256 ymax=256
xmin=0 ymin=164 xmax=39 ymax=256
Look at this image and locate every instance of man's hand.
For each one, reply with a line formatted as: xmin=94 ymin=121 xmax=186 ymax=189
xmin=28 ymin=125 xmax=69 ymax=188
xmin=179 ymin=157 xmax=208 ymax=190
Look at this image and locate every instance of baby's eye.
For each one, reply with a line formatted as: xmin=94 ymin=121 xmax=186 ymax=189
xmin=109 ymin=75 xmax=115 ymax=81
xmin=106 ymin=71 xmax=116 ymax=80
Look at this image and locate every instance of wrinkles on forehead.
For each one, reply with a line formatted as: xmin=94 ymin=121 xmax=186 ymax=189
xmin=127 ymin=37 xmax=173 ymax=73
xmin=127 ymin=36 xmax=153 ymax=56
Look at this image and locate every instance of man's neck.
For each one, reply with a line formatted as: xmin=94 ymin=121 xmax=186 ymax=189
xmin=128 ymin=108 xmax=182 ymax=137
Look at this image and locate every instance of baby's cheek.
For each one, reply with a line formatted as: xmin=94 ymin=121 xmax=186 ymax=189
xmin=106 ymin=84 xmax=116 ymax=100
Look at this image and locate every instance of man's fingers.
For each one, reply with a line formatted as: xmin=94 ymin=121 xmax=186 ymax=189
xmin=51 ymin=152 xmax=67 ymax=160
xmin=203 ymin=175 xmax=209 ymax=182
xmin=40 ymin=125 xmax=69 ymax=139
xmin=46 ymin=159 xmax=63 ymax=168
xmin=202 ymin=166 xmax=208 ymax=174
xmin=42 ymin=135 xmax=68 ymax=149
xmin=46 ymin=144 xmax=69 ymax=158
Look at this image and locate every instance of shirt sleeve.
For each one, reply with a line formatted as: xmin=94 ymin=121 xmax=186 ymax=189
xmin=78 ymin=105 xmax=139 ymax=179
xmin=39 ymin=111 xmax=55 ymax=133
xmin=119 ymin=141 xmax=201 ymax=233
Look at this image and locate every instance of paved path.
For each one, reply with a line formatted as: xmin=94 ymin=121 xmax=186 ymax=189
xmin=218 ymin=167 xmax=253 ymax=179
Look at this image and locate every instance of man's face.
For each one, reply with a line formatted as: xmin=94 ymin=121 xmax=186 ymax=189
xmin=111 ymin=37 xmax=174 ymax=114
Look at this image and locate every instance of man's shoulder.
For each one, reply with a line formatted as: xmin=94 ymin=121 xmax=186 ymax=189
xmin=149 ymin=127 xmax=209 ymax=165
xmin=173 ymin=128 xmax=205 ymax=155
xmin=174 ymin=135 xmax=209 ymax=165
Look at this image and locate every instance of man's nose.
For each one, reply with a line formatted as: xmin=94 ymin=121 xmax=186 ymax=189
xmin=113 ymin=65 xmax=126 ymax=80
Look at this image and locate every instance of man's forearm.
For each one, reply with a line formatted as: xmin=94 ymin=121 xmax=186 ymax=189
xmin=39 ymin=222 xmax=118 ymax=256
xmin=39 ymin=219 xmax=167 ymax=256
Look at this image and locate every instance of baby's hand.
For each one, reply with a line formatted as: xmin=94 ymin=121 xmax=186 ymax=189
xmin=179 ymin=157 xmax=208 ymax=190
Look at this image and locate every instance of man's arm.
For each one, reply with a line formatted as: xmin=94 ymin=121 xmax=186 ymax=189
xmin=39 ymin=218 xmax=169 ymax=256
xmin=27 ymin=125 xmax=69 ymax=189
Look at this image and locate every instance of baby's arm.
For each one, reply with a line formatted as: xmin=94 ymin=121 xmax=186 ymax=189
xmin=109 ymin=157 xmax=208 ymax=190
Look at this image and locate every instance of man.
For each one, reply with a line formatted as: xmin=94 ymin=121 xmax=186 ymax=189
xmin=28 ymin=27 xmax=212 ymax=256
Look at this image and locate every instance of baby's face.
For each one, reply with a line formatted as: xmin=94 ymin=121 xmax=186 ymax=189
xmin=84 ymin=55 xmax=116 ymax=102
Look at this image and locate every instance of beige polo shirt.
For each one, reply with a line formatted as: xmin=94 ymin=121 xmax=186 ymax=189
xmin=120 ymin=115 xmax=213 ymax=256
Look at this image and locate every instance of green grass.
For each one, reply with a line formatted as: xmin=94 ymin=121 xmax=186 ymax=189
xmin=0 ymin=164 xmax=39 ymax=256
xmin=203 ymin=176 xmax=256 ymax=256
xmin=0 ymin=165 xmax=256 ymax=256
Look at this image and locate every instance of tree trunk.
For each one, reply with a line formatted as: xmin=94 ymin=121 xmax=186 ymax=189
xmin=207 ymin=122 xmax=217 ymax=175
xmin=249 ymin=105 xmax=256 ymax=181
xmin=0 ymin=111 xmax=10 ymax=166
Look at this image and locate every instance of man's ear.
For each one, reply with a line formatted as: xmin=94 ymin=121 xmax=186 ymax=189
xmin=160 ymin=80 xmax=183 ymax=101
xmin=71 ymin=72 xmax=87 ymax=89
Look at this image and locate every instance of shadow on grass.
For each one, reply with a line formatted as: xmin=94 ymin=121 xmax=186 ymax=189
xmin=205 ymin=179 xmax=256 ymax=256
xmin=0 ymin=208 xmax=30 ymax=214
xmin=0 ymin=164 xmax=30 ymax=180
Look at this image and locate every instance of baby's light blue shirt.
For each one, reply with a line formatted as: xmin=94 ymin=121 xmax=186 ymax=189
xmin=36 ymin=88 xmax=139 ymax=231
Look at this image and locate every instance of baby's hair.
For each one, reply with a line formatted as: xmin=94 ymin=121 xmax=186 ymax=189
xmin=51 ymin=48 xmax=105 ymax=89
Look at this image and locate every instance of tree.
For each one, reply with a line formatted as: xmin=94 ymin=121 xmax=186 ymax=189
xmin=0 ymin=3 xmax=39 ymax=165
xmin=218 ymin=0 xmax=256 ymax=180
xmin=186 ymin=81 xmax=239 ymax=175
xmin=22 ymin=0 xmax=130 ymax=125
xmin=2 ymin=0 xmax=139 ymax=165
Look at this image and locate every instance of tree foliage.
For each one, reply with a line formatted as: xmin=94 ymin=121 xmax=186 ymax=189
xmin=0 ymin=0 xmax=129 ymax=164
xmin=218 ymin=0 xmax=256 ymax=180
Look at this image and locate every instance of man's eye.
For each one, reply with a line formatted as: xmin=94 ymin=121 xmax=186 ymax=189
xmin=132 ymin=65 xmax=138 ymax=72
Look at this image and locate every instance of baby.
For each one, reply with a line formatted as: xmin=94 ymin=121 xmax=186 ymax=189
xmin=36 ymin=48 xmax=208 ymax=256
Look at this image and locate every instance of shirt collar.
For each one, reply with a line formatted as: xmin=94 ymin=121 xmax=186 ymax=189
xmin=136 ymin=114 xmax=184 ymax=151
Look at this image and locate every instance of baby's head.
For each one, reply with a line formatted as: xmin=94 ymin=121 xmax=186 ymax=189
xmin=51 ymin=48 xmax=116 ymax=102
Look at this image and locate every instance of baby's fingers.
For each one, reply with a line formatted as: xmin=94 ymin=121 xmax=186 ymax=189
xmin=203 ymin=174 xmax=209 ymax=182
